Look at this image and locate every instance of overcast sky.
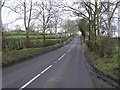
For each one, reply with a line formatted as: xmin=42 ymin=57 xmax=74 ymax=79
xmin=1 ymin=0 xmax=119 ymax=31
xmin=2 ymin=0 xmax=78 ymax=30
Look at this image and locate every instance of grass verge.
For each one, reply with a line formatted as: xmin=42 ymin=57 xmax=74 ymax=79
xmin=83 ymin=43 xmax=120 ymax=83
xmin=2 ymin=44 xmax=62 ymax=67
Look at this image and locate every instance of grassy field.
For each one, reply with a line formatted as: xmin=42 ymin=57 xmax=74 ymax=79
xmin=4 ymin=35 xmax=38 ymax=39
xmin=3 ymin=31 xmax=65 ymax=38
xmin=4 ymin=31 xmax=37 ymax=35
xmin=4 ymin=35 xmax=64 ymax=39
xmin=4 ymin=31 xmax=26 ymax=34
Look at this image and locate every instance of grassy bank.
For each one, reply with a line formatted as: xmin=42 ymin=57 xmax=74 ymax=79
xmin=2 ymin=44 xmax=62 ymax=67
xmin=2 ymin=36 xmax=73 ymax=67
xmin=83 ymin=42 xmax=119 ymax=82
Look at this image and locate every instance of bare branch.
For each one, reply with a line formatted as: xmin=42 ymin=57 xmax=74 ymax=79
xmin=28 ymin=0 xmax=32 ymax=28
xmin=109 ymin=1 xmax=120 ymax=20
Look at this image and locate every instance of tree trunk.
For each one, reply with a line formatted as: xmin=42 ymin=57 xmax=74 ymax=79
xmin=43 ymin=25 xmax=46 ymax=47
xmin=23 ymin=0 xmax=32 ymax=48
xmin=0 ymin=0 xmax=2 ymax=52
xmin=26 ymin=27 xmax=29 ymax=39
xmin=88 ymin=2 xmax=91 ymax=42
xmin=55 ymin=25 xmax=57 ymax=37
xmin=107 ymin=0 xmax=111 ymax=36
xmin=118 ymin=0 xmax=120 ymax=82
xmin=0 ymin=1 xmax=2 ymax=31
xmin=94 ymin=1 xmax=98 ymax=42
xmin=97 ymin=6 xmax=100 ymax=39
xmin=93 ymin=14 xmax=96 ymax=42
xmin=42 ymin=2 xmax=46 ymax=47
xmin=118 ymin=0 xmax=120 ymax=37
xmin=25 ymin=27 xmax=30 ymax=48
xmin=88 ymin=23 xmax=91 ymax=41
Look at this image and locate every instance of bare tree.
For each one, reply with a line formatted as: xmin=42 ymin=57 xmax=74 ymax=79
xmin=23 ymin=0 xmax=33 ymax=47
xmin=51 ymin=3 xmax=63 ymax=36
xmin=101 ymin=1 xmax=120 ymax=36
xmin=66 ymin=20 xmax=78 ymax=36
xmin=4 ymin=0 xmax=36 ymax=47
xmin=0 ymin=1 xmax=2 ymax=32
xmin=52 ymin=9 xmax=59 ymax=35
xmin=118 ymin=0 xmax=120 ymax=37
xmin=0 ymin=0 xmax=2 ymax=52
xmin=35 ymin=0 xmax=53 ymax=46
xmin=0 ymin=0 xmax=6 ymax=51
xmin=0 ymin=0 xmax=6 ymax=32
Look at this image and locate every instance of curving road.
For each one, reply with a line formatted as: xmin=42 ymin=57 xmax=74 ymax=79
xmin=2 ymin=36 xmax=114 ymax=89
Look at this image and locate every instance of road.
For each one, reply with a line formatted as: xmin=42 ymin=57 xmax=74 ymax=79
xmin=2 ymin=36 xmax=114 ymax=89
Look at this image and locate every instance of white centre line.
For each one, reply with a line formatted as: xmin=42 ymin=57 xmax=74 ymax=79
xmin=67 ymin=49 xmax=71 ymax=53
xmin=58 ymin=37 xmax=78 ymax=61
xmin=19 ymin=65 xmax=52 ymax=90
xmin=73 ymin=38 xmax=77 ymax=47
xmin=58 ymin=53 xmax=66 ymax=61
xmin=41 ymin=65 xmax=52 ymax=74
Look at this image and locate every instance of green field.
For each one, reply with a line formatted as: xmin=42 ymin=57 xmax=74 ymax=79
xmin=4 ymin=35 xmax=42 ymax=39
xmin=4 ymin=31 xmax=37 ymax=35
xmin=4 ymin=34 xmax=65 ymax=39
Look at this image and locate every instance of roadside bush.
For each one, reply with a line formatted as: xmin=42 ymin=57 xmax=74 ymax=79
xmin=99 ymin=37 xmax=114 ymax=58
xmin=44 ymin=40 xmax=60 ymax=47
xmin=2 ymin=38 xmax=43 ymax=51
xmin=86 ymin=36 xmax=115 ymax=58
xmin=86 ymin=41 xmax=97 ymax=51
xmin=2 ymin=38 xmax=62 ymax=51
xmin=2 ymin=38 xmax=25 ymax=51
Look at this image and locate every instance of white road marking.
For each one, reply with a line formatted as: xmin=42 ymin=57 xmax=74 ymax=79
xmin=19 ymin=65 xmax=52 ymax=90
xmin=73 ymin=38 xmax=77 ymax=47
xmin=41 ymin=65 xmax=52 ymax=74
xmin=58 ymin=53 xmax=66 ymax=60
xmin=67 ymin=49 xmax=71 ymax=53
xmin=58 ymin=37 xmax=78 ymax=61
